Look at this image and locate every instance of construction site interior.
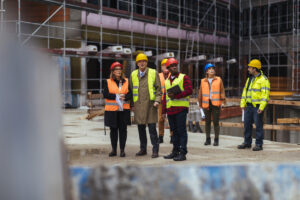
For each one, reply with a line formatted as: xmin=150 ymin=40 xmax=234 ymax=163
xmin=2 ymin=0 xmax=300 ymax=199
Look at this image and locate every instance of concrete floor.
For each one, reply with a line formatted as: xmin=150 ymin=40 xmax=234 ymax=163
xmin=63 ymin=110 xmax=300 ymax=167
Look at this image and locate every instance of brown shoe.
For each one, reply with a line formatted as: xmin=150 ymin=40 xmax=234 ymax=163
xmin=151 ymin=152 xmax=159 ymax=158
xmin=136 ymin=150 xmax=147 ymax=156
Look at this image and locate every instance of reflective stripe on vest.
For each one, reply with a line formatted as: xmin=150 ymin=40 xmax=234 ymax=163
xmin=105 ymin=78 xmax=130 ymax=111
xmin=201 ymin=76 xmax=222 ymax=108
xmin=165 ymin=73 xmax=189 ymax=109
xmin=244 ymin=75 xmax=270 ymax=106
xmin=131 ymin=68 xmax=156 ymax=102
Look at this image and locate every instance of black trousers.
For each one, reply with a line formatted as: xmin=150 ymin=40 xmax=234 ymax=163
xmin=137 ymin=123 xmax=159 ymax=153
xmin=110 ymin=112 xmax=127 ymax=151
xmin=204 ymin=100 xmax=221 ymax=139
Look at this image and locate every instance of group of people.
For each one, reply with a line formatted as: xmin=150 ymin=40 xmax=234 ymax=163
xmin=103 ymin=52 xmax=270 ymax=161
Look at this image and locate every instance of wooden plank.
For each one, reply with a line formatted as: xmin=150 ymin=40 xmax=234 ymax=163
xmin=277 ymin=118 xmax=300 ymax=124
xmin=198 ymin=121 xmax=300 ymax=131
xmin=220 ymin=98 xmax=300 ymax=106
xmin=86 ymin=109 xmax=105 ymax=120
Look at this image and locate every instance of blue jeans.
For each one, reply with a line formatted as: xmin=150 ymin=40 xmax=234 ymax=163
xmin=243 ymin=105 xmax=264 ymax=146
xmin=167 ymin=110 xmax=188 ymax=154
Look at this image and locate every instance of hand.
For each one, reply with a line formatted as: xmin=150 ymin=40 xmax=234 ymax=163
xmin=257 ymin=109 xmax=263 ymax=114
xmin=168 ymin=92 xmax=175 ymax=99
xmin=119 ymin=94 xmax=125 ymax=100
xmin=162 ymin=114 xmax=166 ymax=119
xmin=153 ymin=101 xmax=159 ymax=107
xmin=221 ymin=104 xmax=225 ymax=110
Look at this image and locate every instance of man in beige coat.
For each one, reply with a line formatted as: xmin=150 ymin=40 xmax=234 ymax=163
xmin=130 ymin=53 xmax=162 ymax=158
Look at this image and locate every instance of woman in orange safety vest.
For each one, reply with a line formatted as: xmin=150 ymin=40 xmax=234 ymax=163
xmin=198 ymin=63 xmax=225 ymax=146
xmin=104 ymin=62 xmax=132 ymax=157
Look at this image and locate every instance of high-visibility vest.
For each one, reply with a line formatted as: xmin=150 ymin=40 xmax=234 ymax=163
xmin=240 ymin=72 xmax=270 ymax=111
xmin=105 ymin=78 xmax=130 ymax=111
xmin=201 ymin=76 xmax=222 ymax=108
xmin=159 ymin=72 xmax=170 ymax=100
xmin=165 ymin=73 xmax=189 ymax=109
xmin=131 ymin=68 xmax=156 ymax=102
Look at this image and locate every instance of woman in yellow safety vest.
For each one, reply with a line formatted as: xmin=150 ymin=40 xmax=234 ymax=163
xmin=103 ymin=62 xmax=132 ymax=157
xmin=198 ymin=63 xmax=226 ymax=146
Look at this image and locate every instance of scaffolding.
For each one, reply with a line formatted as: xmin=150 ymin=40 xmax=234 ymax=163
xmin=2 ymin=0 xmax=238 ymax=107
xmin=2 ymin=0 xmax=300 ymax=108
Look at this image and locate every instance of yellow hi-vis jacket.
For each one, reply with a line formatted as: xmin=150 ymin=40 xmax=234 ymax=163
xmin=131 ymin=68 xmax=156 ymax=102
xmin=240 ymin=71 xmax=270 ymax=111
xmin=165 ymin=73 xmax=189 ymax=109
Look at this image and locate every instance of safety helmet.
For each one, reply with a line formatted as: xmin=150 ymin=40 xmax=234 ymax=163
xmin=110 ymin=62 xmax=123 ymax=71
xmin=136 ymin=53 xmax=148 ymax=62
xmin=248 ymin=59 xmax=261 ymax=70
xmin=166 ymin=58 xmax=178 ymax=68
xmin=204 ymin=63 xmax=215 ymax=73
xmin=161 ymin=58 xmax=168 ymax=66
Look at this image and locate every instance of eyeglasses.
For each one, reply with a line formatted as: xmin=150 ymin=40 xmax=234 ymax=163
xmin=114 ymin=68 xmax=122 ymax=71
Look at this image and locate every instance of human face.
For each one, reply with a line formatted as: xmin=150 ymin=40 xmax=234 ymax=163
xmin=113 ymin=67 xmax=122 ymax=79
xmin=167 ymin=64 xmax=178 ymax=75
xmin=206 ymin=67 xmax=215 ymax=78
xmin=137 ymin=60 xmax=147 ymax=72
xmin=248 ymin=66 xmax=256 ymax=75
xmin=161 ymin=64 xmax=168 ymax=73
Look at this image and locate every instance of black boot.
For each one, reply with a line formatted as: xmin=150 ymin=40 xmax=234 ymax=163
xmin=237 ymin=143 xmax=251 ymax=149
xmin=173 ymin=151 xmax=186 ymax=161
xmin=136 ymin=149 xmax=147 ymax=156
xmin=164 ymin=150 xmax=177 ymax=159
xmin=192 ymin=123 xmax=198 ymax=133
xmin=188 ymin=121 xmax=193 ymax=132
xmin=159 ymin=136 xmax=164 ymax=144
xmin=120 ymin=150 xmax=126 ymax=157
xmin=204 ymin=137 xmax=211 ymax=145
xmin=213 ymin=138 xmax=219 ymax=146
xmin=109 ymin=149 xmax=117 ymax=157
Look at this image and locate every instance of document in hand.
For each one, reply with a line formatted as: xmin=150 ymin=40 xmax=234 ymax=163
xmin=166 ymin=85 xmax=182 ymax=95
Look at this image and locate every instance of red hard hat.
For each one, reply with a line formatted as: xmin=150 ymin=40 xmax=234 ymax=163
xmin=110 ymin=62 xmax=123 ymax=71
xmin=166 ymin=58 xmax=178 ymax=68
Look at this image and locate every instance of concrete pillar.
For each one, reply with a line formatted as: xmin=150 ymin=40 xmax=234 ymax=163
xmin=0 ymin=36 xmax=67 ymax=200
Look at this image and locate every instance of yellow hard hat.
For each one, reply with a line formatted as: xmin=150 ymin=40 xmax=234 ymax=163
xmin=161 ymin=58 xmax=168 ymax=66
xmin=248 ymin=59 xmax=262 ymax=70
xmin=136 ymin=53 xmax=148 ymax=62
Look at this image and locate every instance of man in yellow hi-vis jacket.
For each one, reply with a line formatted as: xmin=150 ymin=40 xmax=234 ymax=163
xmin=237 ymin=59 xmax=270 ymax=151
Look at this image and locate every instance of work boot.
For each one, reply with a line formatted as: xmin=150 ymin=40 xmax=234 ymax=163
xmin=109 ymin=149 xmax=117 ymax=157
xmin=120 ymin=150 xmax=126 ymax=157
xmin=159 ymin=136 xmax=164 ymax=144
xmin=170 ymin=136 xmax=173 ymax=144
xmin=213 ymin=138 xmax=219 ymax=146
xmin=204 ymin=137 xmax=211 ymax=145
xmin=252 ymin=145 xmax=263 ymax=151
xmin=173 ymin=152 xmax=186 ymax=161
xmin=237 ymin=143 xmax=251 ymax=149
xmin=152 ymin=152 xmax=159 ymax=158
xmin=164 ymin=150 xmax=177 ymax=159
xmin=136 ymin=149 xmax=147 ymax=156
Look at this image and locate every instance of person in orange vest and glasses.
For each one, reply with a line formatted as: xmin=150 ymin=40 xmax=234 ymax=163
xmin=198 ymin=63 xmax=226 ymax=146
xmin=103 ymin=62 xmax=132 ymax=157
xmin=158 ymin=58 xmax=174 ymax=144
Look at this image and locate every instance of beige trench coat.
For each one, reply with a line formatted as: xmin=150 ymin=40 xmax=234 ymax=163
xmin=130 ymin=67 xmax=162 ymax=124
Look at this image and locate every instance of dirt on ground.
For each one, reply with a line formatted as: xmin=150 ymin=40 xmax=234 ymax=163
xmin=63 ymin=110 xmax=300 ymax=167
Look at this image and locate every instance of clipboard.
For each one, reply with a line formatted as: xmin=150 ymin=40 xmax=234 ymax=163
xmin=166 ymin=85 xmax=182 ymax=95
